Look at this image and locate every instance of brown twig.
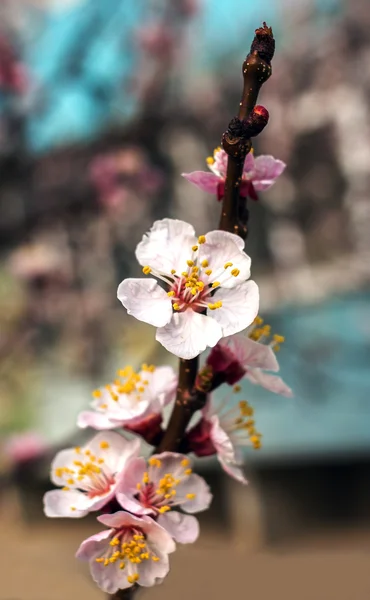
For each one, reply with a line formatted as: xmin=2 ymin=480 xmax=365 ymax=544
xmin=219 ymin=22 xmax=275 ymax=238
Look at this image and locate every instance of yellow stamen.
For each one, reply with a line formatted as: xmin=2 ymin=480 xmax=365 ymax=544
xmin=192 ymin=245 xmax=199 ymax=252
xmin=211 ymin=281 xmax=220 ymax=288
xmin=142 ymin=266 xmax=151 ymax=275
xmin=224 ymin=262 xmax=233 ymax=269
xmin=186 ymin=493 xmax=196 ymax=500
xmin=167 ymin=290 xmax=175 ymax=297
xmin=198 ymin=235 xmax=206 ymax=244
xmin=99 ymin=441 xmax=109 ymax=449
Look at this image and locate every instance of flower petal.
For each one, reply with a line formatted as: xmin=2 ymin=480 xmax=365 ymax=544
xmin=209 ymin=415 xmax=236 ymax=464
xmin=157 ymin=512 xmax=199 ymax=544
xmin=43 ymin=489 xmax=90 ymax=518
xmin=219 ymin=458 xmax=248 ymax=484
xmin=86 ymin=431 xmax=141 ymax=474
xmin=145 ymin=365 xmax=177 ymax=408
xmin=246 ymin=369 xmax=293 ymax=397
xmin=138 ymin=551 xmax=170 ymax=586
xmin=243 ymin=151 xmax=255 ymax=174
xmin=198 ymin=231 xmax=251 ymax=288
xmin=212 ymin=281 xmax=259 ymax=337
xmin=253 ymin=155 xmax=286 ymax=191
xmin=76 ymin=529 xmax=113 ymax=561
xmin=116 ymin=457 xmax=154 ymax=516
xmin=221 ymin=335 xmax=279 ymax=372
xmin=176 ymin=473 xmax=213 ymax=513
xmin=77 ymin=411 xmax=115 ymax=430
xmin=135 ymin=218 xmax=197 ymax=274
xmin=117 ymin=278 xmax=172 ymax=327
xmin=156 ymin=310 xmax=222 ymax=360
xmin=182 ymin=171 xmax=220 ymax=194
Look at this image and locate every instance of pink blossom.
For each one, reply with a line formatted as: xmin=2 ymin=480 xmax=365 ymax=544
xmin=0 ymin=36 xmax=28 ymax=95
xmin=187 ymin=396 xmax=262 ymax=484
xmin=118 ymin=219 xmax=259 ymax=360
xmin=77 ymin=364 xmax=177 ymax=432
xmin=5 ymin=432 xmax=47 ymax=463
xmin=116 ymin=453 xmax=212 ymax=543
xmin=76 ymin=511 xmax=176 ymax=593
xmin=43 ymin=432 xmax=140 ymax=518
xmin=182 ymin=147 xmax=285 ymax=201
xmin=206 ymin=320 xmax=293 ymax=397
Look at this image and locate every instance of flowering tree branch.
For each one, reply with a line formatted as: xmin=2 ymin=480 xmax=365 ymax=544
xmin=219 ymin=23 xmax=275 ymax=238
xmin=155 ymin=23 xmax=275 ymax=454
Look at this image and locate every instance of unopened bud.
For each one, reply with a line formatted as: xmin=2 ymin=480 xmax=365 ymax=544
xmin=242 ymin=105 xmax=269 ymax=137
xmin=250 ymin=22 xmax=275 ymax=64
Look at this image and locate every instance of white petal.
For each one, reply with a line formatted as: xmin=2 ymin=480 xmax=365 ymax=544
xmin=50 ymin=448 xmax=83 ymax=487
xmin=212 ymin=281 xmax=259 ymax=337
xmin=157 ymin=512 xmax=199 ymax=544
xmin=176 ymin=473 xmax=213 ymax=513
xmin=143 ymin=365 xmax=178 ymax=408
xmin=43 ymin=489 xmax=90 ymax=518
xmin=223 ymin=335 xmax=279 ymax=372
xmin=246 ymin=369 xmax=293 ymax=397
xmin=219 ymin=458 xmax=248 ymax=484
xmin=198 ymin=230 xmax=251 ymax=288
xmin=85 ymin=431 xmax=141 ymax=473
xmin=135 ymin=218 xmax=197 ymax=274
xmin=77 ymin=411 xmax=116 ymax=430
xmin=138 ymin=551 xmax=170 ymax=586
xmin=117 ymin=278 xmax=172 ymax=327
xmin=156 ymin=310 xmax=222 ymax=360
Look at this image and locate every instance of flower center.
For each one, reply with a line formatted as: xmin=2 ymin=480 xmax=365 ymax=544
xmin=55 ymin=443 xmax=115 ymax=497
xmin=142 ymin=235 xmax=241 ymax=314
xmin=248 ymin=316 xmax=285 ymax=351
xmin=95 ymin=528 xmax=160 ymax=584
xmin=135 ymin=457 xmax=195 ymax=513
xmin=92 ymin=363 xmax=156 ymax=408
xmin=220 ymin=400 xmax=262 ymax=450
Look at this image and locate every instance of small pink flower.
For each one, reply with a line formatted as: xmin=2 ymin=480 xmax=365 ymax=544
xmin=76 ymin=511 xmax=176 ymax=593
xmin=77 ymin=364 xmax=177 ymax=432
xmin=182 ymin=147 xmax=285 ymax=201
xmin=187 ymin=397 xmax=261 ymax=484
xmin=5 ymin=432 xmax=47 ymax=463
xmin=43 ymin=432 xmax=140 ymax=518
xmin=116 ymin=453 xmax=212 ymax=544
xmin=206 ymin=320 xmax=293 ymax=397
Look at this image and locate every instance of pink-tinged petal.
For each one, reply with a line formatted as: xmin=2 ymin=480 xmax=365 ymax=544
xmin=252 ymin=155 xmax=286 ymax=191
xmin=182 ymin=171 xmax=220 ymax=194
xmin=135 ymin=218 xmax=197 ymax=274
xmin=157 ymin=512 xmax=199 ymax=543
xmin=219 ymin=458 xmax=248 ymax=484
xmin=198 ymin=230 xmax=251 ymax=288
xmin=138 ymin=551 xmax=170 ymax=586
xmin=176 ymin=474 xmax=212 ymax=513
xmin=156 ymin=310 xmax=222 ymax=360
xmin=243 ymin=151 xmax=255 ymax=174
xmin=50 ymin=448 xmax=82 ymax=487
xmin=117 ymin=278 xmax=172 ymax=327
xmin=86 ymin=431 xmax=141 ymax=474
xmin=97 ymin=510 xmax=141 ymax=529
xmin=147 ymin=365 xmax=177 ymax=408
xmin=43 ymin=489 xmax=90 ymax=518
xmin=141 ymin=517 xmax=176 ymax=555
xmin=221 ymin=335 xmax=279 ymax=372
xmin=90 ymin=558 xmax=129 ymax=594
xmin=116 ymin=457 xmax=154 ymax=516
xmin=76 ymin=529 xmax=113 ymax=561
xmin=77 ymin=411 xmax=115 ymax=430
xmin=246 ymin=370 xmax=293 ymax=397
xmin=211 ymin=148 xmax=228 ymax=178
xmin=212 ymin=281 xmax=259 ymax=337
xmin=209 ymin=415 xmax=235 ymax=464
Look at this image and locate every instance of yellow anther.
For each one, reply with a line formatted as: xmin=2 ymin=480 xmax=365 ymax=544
xmin=71 ymin=506 xmax=76 ymax=511
xmin=233 ymin=385 xmax=241 ymax=393
xmin=119 ymin=562 xmax=125 ymax=569
xmin=152 ymin=556 xmax=160 ymax=562
xmin=167 ymin=290 xmax=175 ymax=297
xmin=142 ymin=266 xmax=151 ymax=275
xmin=104 ymin=558 xmax=109 ymax=567
xmin=136 ymin=483 xmax=141 ymax=491
xmin=206 ymin=156 xmax=215 ymax=165
xmin=198 ymin=235 xmax=206 ymax=244
xmin=181 ymin=458 xmax=190 ymax=467
xmin=192 ymin=245 xmax=199 ymax=252
xmin=95 ymin=558 xmax=105 ymax=563
xmin=110 ymin=537 xmax=120 ymax=546
xmin=201 ymin=259 xmax=209 ymax=268
xmin=191 ymin=288 xmax=197 ymax=295
xmin=192 ymin=266 xmax=199 ymax=273
xmin=171 ymin=269 xmax=176 ymax=274
xmin=62 ymin=486 xmax=70 ymax=491
xmin=184 ymin=468 xmax=192 ymax=476
xmin=127 ymin=574 xmax=140 ymax=584
xmin=158 ymin=506 xmax=171 ymax=514
xmin=55 ymin=468 xmax=64 ymax=478
xmin=100 ymin=441 xmax=110 ymax=449
xmin=204 ymin=269 xmax=211 ymax=276
xmin=273 ymin=334 xmax=285 ymax=344
xmin=142 ymin=472 xmax=149 ymax=484
xmin=149 ymin=457 xmax=162 ymax=468
xmin=231 ymin=268 xmax=240 ymax=277
xmin=187 ymin=260 xmax=194 ymax=267
xmin=211 ymin=281 xmax=220 ymax=288
xmin=186 ymin=493 xmax=196 ymax=500
xmin=92 ymin=389 xmax=102 ymax=398
xmin=254 ymin=316 xmax=263 ymax=325
xmin=173 ymin=303 xmax=181 ymax=311
xmin=67 ymin=478 xmax=75 ymax=485
xmin=224 ymin=262 xmax=233 ymax=269
xmin=98 ymin=458 xmax=104 ymax=464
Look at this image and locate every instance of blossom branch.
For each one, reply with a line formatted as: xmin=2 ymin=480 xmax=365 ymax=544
xmin=219 ymin=22 xmax=275 ymax=238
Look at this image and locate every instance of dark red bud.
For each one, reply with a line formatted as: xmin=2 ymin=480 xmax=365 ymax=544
xmin=250 ymin=22 xmax=275 ymax=64
xmin=242 ymin=105 xmax=269 ymax=138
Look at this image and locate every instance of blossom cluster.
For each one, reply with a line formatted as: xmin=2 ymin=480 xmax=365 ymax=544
xmin=43 ymin=149 xmax=290 ymax=595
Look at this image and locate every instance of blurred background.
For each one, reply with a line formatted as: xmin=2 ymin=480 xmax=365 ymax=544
xmin=1 ymin=0 xmax=370 ymax=598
